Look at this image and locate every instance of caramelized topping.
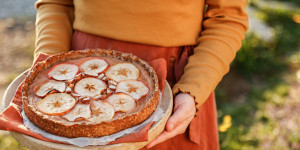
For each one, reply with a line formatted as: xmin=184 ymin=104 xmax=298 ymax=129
xmin=35 ymin=58 xmax=150 ymax=122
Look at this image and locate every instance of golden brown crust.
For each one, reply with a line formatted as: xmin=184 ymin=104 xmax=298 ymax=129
xmin=22 ymin=49 xmax=159 ymax=137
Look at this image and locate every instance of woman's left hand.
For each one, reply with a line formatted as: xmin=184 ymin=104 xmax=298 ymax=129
xmin=146 ymin=93 xmax=196 ymax=148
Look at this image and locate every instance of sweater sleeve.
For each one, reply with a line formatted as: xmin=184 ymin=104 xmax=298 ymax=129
xmin=172 ymin=0 xmax=249 ymax=110
xmin=34 ymin=0 xmax=74 ymax=61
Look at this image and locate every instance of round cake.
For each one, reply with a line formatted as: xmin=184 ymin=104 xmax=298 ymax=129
xmin=22 ymin=49 xmax=159 ymax=138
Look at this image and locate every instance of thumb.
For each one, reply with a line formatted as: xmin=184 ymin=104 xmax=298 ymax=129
xmin=166 ymin=93 xmax=195 ymax=132
xmin=166 ymin=102 xmax=191 ymax=132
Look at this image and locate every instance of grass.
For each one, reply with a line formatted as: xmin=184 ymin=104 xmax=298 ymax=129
xmin=277 ymin=0 xmax=300 ymax=6
xmin=0 ymin=17 xmax=34 ymax=150
xmin=217 ymin=1 xmax=300 ymax=149
xmin=0 ymin=134 xmax=28 ymax=150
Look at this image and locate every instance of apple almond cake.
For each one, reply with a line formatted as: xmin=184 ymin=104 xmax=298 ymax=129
xmin=22 ymin=49 xmax=159 ymax=138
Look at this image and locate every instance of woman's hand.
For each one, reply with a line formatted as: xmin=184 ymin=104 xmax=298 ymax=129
xmin=146 ymin=93 xmax=196 ymax=148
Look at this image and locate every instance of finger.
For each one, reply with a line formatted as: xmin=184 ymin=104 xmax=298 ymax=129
xmin=166 ymin=103 xmax=194 ymax=132
xmin=146 ymin=131 xmax=172 ymax=148
xmin=146 ymin=119 xmax=190 ymax=148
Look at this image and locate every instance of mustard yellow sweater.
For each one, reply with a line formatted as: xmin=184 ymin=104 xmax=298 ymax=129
xmin=34 ymin=0 xmax=249 ymax=110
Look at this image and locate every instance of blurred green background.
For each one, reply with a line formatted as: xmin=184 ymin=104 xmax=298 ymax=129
xmin=0 ymin=0 xmax=300 ymax=149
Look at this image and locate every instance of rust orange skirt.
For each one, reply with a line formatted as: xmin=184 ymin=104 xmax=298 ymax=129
xmin=71 ymin=31 xmax=219 ymax=150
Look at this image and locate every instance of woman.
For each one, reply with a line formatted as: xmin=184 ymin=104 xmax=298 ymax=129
xmin=34 ymin=0 xmax=249 ymax=149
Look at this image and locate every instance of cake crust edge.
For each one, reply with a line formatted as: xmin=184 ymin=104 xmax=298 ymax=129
xmin=22 ymin=49 xmax=160 ymax=138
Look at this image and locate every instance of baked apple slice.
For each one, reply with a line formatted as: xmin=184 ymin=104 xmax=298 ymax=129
xmin=116 ymin=80 xmax=149 ymax=100
xmin=89 ymin=100 xmax=115 ymax=122
xmin=47 ymin=63 xmax=79 ymax=80
xmin=106 ymin=93 xmax=136 ymax=113
xmin=105 ymin=63 xmax=140 ymax=82
xmin=74 ymin=77 xmax=107 ymax=97
xmin=37 ymin=93 xmax=77 ymax=116
xmin=62 ymin=104 xmax=92 ymax=122
xmin=80 ymin=58 xmax=109 ymax=77
xmin=34 ymin=80 xmax=66 ymax=97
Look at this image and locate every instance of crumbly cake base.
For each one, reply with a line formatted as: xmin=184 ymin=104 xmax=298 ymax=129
xmin=22 ymin=49 xmax=159 ymax=138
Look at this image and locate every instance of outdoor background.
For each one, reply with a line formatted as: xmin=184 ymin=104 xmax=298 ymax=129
xmin=0 ymin=0 xmax=299 ymax=149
